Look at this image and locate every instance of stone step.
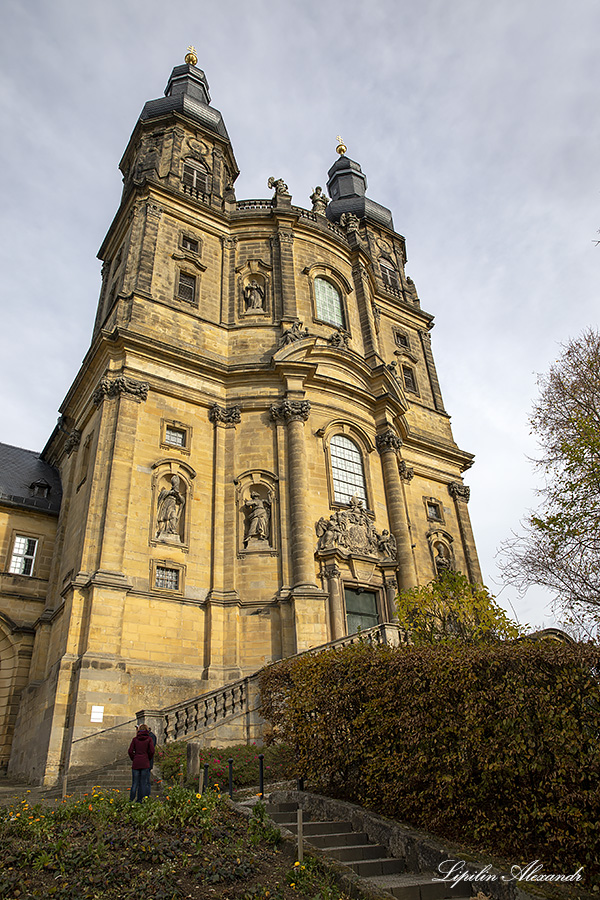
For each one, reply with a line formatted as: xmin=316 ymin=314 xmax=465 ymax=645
xmin=350 ymin=857 xmax=405 ymax=877
xmin=280 ymin=819 xmax=354 ymax=836
xmin=308 ymin=831 xmax=371 ymax=848
xmin=365 ymin=873 xmax=471 ymax=900
xmin=269 ymin=810 xmax=313 ymax=824
xmin=327 ymin=843 xmax=387 ymax=862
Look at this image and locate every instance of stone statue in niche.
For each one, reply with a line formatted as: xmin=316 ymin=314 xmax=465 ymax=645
xmin=243 ymin=492 xmax=270 ymax=546
xmin=310 ymin=186 xmax=329 ymax=215
xmin=377 ymin=530 xmax=397 ymax=560
xmin=280 ymin=321 xmax=309 ymax=346
xmin=244 ymin=279 xmax=265 ymax=311
xmin=156 ymin=474 xmax=186 ymax=542
xmin=434 ymin=543 xmax=453 ymax=574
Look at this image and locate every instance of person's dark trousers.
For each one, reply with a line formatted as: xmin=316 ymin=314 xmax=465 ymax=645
xmin=130 ymin=768 xmax=151 ymax=802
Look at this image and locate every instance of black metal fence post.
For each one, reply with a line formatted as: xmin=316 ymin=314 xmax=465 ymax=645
xmin=258 ymin=753 xmax=264 ymax=798
xmin=228 ymin=758 xmax=233 ymax=799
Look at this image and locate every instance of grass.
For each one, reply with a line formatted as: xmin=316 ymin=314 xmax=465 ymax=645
xmin=0 ymin=784 xmax=352 ymax=900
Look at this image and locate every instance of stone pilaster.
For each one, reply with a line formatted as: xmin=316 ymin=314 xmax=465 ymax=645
xmin=376 ymin=429 xmax=418 ymax=590
xmin=323 ymin=563 xmax=345 ymax=641
xmin=134 ymin=202 xmax=163 ymax=296
xmin=448 ymin=481 xmax=483 ymax=584
xmin=419 ymin=329 xmax=446 ymax=413
xmin=270 ymin=400 xmax=315 ymax=588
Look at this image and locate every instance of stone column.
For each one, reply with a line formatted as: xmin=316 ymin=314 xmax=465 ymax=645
xmin=324 ymin=563 xmax=345 ymax=640
xmin=270 ymin=400 xmax=316 ymax=588
xmin=448 ymin=482 xmax=483 ymax=584
xmin=376 ymin=429 xmax=418 ymax=591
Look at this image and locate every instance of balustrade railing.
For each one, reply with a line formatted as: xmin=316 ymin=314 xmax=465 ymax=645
xmin=140 ymin=623 xmax=405 ymax=744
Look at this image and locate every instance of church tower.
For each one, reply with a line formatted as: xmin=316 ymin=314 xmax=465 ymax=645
xmin=3 ymin=51 xmax=481 ymax=783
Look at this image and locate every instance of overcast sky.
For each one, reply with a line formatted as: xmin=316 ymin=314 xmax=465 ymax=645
xmin=1 ymin=0 xmax=598 ymax=630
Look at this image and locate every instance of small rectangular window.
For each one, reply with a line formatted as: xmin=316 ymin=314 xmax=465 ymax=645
xmin=165 ymin=426 xmax=186 ymax=448
xmin=177 ymin=272 xmax=196 ymax=304
xmin=9 ymin=536 xmax=38 ymax=576
xmin=155 ymin=566 xmax=180 ymax=591
xmin=182 ymin=235 xmax=199 ymax=254
xmin=427 ymin=502 xmax=442 ymax=522
xmin=345 ymin=588 xmax=379 ymax=635
xmin=394 ymin=330 xmax=410 ymax=349
xmin=402 ymin=366 xmax=417 ymax=393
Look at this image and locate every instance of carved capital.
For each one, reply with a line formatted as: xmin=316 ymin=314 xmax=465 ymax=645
xmin=270 ymin=400 xmax=311 ymax=424
xmin=419 ymin=328 xmax=432 ymax=346
xmin=448 ymin=481 xmax=470 ymax=503
xmin=278 ymin=231 xmax=294 ymax=245
xmin=93 ymin=376 xmax=149 ymax=405
xmin=324 ymin=563 xmax=341 ymax=579
xmin=65 ymin=430 xmax=82 ymax=455
xmin=398 ymin=460 xmax=414 ymax=481
xmin=221 ymin=236 xmax=238 ymax=250
xmin=376 ymin=429 xmax=402 ymax=454
xmin=209 ymin=404 xmax=241 ymax=425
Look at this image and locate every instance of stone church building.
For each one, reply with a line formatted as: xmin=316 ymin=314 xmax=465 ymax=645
xmin=0 ymin=51 xmax=481 ymax=784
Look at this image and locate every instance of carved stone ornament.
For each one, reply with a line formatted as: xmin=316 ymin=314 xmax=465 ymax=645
xmin=93 ymin=376 xmax=149 ymax=405
xmin=280 ymin=321 xmax=309 ymax=346
xmin=376 ymin=430 xmax=402 ymax=454
xmin=65 ymin=430 xmax=82 ymax=455
xmin=448 ymin=481 xmax=471 ymax=503
xmin=327 ymin=328 xmax=350 ymax=350
xmin=310 ymin=186 xmax=329 ymax=215
xmin=268 ymin=176 xmax=290 ymax=195
xmin=398 ymin=460 xmax=415 ymax=481
xmin=315 ymin=495 xmax=397 ymax=561
xmin=324 ymin=563 xmax=341 ymax=578
xmin=340 ymin=212 xmax=360 ymax=234
xmin=270 ymin=400 xmax=311 ymax=423
xmin=209 ymin=404 xmax=241 ymax=425
xmin=434 ymin=542 xmax=454 ymax=574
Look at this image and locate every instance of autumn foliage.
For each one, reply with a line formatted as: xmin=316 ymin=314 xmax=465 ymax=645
xmin=260 ymin=640 xmax=600 ymax=879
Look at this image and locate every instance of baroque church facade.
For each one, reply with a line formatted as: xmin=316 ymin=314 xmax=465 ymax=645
xmin=0 ymin=51 xmax=481 ymax=784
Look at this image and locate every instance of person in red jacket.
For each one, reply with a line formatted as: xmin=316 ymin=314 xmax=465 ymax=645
xmin=128 ymin=723 xmax=155 ymax=802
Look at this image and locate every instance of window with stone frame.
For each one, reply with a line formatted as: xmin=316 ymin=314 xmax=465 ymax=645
xmin=426 ymin=499 xmax=443 ymax=522
xmin=182 ymin=159 xmax=209 ymax=196
xmin=402 ymin=365 xmax=418 ymax=394
xmin=154 ymin=565 xmax=180 ymax=591
xmin=380 ymin=260 xmax=401 ymax=291
xmin=314 ymin=277 xmax=345 ymax=328
xmin=165 ymin=426 xmax=186 ymax=448
xmin=9 ymin=536 xmax=38 ymax=576
xmin=330 ymin=434 xmax=367 ymax=505
xmin=177 ymin=271 xmax=196 ymax=304
xmin=181 ymin=234 xmax=199 ymax=254
xmin=394 ymin=329 xmax=410 ymax=350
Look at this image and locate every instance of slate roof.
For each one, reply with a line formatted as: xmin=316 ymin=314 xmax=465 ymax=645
xmin=0 ymin=442 xmax=62 ymax=515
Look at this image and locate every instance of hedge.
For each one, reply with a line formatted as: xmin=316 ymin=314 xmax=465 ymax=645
xmin=259 ymin=640 xmax=600 ymax=881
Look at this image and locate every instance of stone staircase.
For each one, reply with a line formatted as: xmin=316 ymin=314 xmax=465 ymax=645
xmin=265 ymin=799 xmax=472 ymax=900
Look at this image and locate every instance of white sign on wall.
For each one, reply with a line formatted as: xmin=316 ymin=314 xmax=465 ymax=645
xmin=90 ymin=705 xmax=104 ymax=723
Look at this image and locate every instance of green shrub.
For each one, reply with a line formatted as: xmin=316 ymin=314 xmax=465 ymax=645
xmin=260 ymin=640 xmax=600 ymax=882
xmin=156 ymin=741 xmax=294 ymax=789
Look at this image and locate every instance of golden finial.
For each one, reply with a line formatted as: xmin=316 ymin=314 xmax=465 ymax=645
xmin=336 ymin=135 xmax=347 ymax=156
xmin=185 ymin=46 xmax=198 ymax=66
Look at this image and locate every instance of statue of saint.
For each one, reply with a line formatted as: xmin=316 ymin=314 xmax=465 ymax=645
xmin=244 ymin=492 xmax=270 ymax=544
xmin=156 ymin=475 xmax=185 ymax=540
xmin=377 ymin=529 xmax=397 ymax=560
xmin=310 ymin=186 xmax=329 ymax=215
xmin=244 ymin=279 xmax=265 ymax=311
xmin=280 ymin=321 xmax=308 ymax=346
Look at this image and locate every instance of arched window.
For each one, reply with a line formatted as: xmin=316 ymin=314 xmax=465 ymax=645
xmin=314 ymin=277 xmax=345 ymax=328
xmin=330 ymin=434 xmax=367 ymax=505
xmin=182 ymin=159 xmax=209 ymax=197
xmin=380 ymin=260 xmax=400 ymax=290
